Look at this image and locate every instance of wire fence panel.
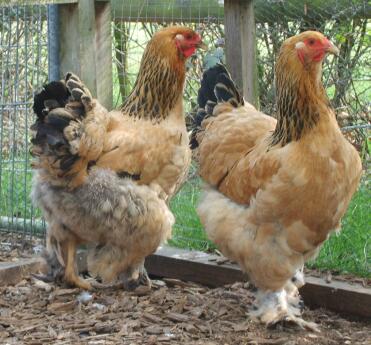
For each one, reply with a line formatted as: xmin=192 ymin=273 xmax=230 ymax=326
xmin=0 ymin=3 xmax=48 ymax=240
xmin=0 ymin=0 xmax=369 ymax=275
xmin=112 ymin=1 xmax=225 ymax=251
xmin=112 ymin=0 xmax=370 ymax=275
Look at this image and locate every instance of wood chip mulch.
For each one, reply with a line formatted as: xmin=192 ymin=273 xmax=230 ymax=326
xmin=0 ymin=276 xmax=370 ymax=345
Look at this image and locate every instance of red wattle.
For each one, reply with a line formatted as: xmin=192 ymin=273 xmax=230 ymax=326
xmin=182 ymin=46 xmax=196 ymax=58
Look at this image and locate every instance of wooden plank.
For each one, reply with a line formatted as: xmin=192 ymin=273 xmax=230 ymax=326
xmin=301 ymin=276 xmax=371 ymax=318
xmin=1 ymin=246 xmax=370 ymax=318
xmin=107 ymin=0 xmax=370 ymax=22
xmin=4 ymin=0 xmax=370 ymax=21
xmin=240 ymin=0 xmax=259 ymax=107
xmin=78 ymin=0 xmax=97 ymax=97
xmin=75 ymin=245 xmax=371 ymax=317
xmin=59 ymin=0 xmax=113 ymax=108
xmin=95 ymin=0 xmax=113 ymax=110
xmin=0 ymin=258 xmax=46 ymax=286
xmin=59 ymin=3 xmax=80 ymax=77
xmin=146 ymin=245 xmax=247 ymax=287
xmin=144 ymin=245 xmax=371 ymax=318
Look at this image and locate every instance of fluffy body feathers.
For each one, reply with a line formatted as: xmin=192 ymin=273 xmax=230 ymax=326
xmin=32 ymin=168 xmax=174 ymax=284
xmin=194 ymin=32 xmax=362 ymax=330
xmin=31 ymin=26 xmax=203 ymax=289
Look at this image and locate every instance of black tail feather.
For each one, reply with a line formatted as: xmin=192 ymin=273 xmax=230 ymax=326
xmin=32 ymin=80 xmax=71 ymax=156
xmin=33 ymin=80 xmax=70 ymax=120
xmin=31 ymin=74 xmax=86 ymax=176
xmin=190 ymin=64 xmax=243 ymax=149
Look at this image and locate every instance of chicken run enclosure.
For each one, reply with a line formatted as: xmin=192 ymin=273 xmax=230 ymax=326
xmin=0 ymin=0 xmax=370 ymax=343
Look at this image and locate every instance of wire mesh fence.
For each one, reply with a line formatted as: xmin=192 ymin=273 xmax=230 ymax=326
xmin=0 ymin=3 xmax=48 ymax=244
xmin=111 ymin=0 xmax=370 ymax=275
xmin=0 ymin=0 xmax=369 ymax=275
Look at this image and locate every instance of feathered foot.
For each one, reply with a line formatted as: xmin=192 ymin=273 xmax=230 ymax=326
xmin=291 ymin=267 xmax=305 ymax=288
xmin=33 ymin=245 xmax=92 ymax=290
xmin=120 ymin=263 xmax=152 ymax=291
xmin=32 ymin=246 xmax=65 ymax=284
xmin=284 ymin=268 xmax=305 ymax=311
xmin=249 ymin=288 xmax=319 ymax=332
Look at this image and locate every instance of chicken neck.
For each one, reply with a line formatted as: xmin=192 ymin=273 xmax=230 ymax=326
xmin=270 ymin=62 xmax=330 ymax=146
xmin=120 ymin=48 xmax=186 ymax=122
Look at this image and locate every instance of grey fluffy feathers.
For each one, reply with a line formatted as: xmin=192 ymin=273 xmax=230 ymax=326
xmin=32 ymin=168 xmax=174 ymax=282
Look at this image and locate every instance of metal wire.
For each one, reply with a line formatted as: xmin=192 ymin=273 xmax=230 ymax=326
xmin=111 ymin=0 xmax=370 ymax=251
xmin=0 ymin=1 xmax=369 ymax=256
xmin=341 ymin=124 xmax=371 ymax=132
xmin=0 ymin=3 xmax=48 ymax=241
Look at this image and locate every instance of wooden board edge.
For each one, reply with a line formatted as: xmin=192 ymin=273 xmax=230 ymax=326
xmin=145 ymin=246 xmax=371 ymax=318
xmin=1 ymin=246 xmax=369 ymax=318
xmin=0 ymin=258 xmax=46 ymax=286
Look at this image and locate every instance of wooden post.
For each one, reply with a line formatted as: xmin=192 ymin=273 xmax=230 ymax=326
xmin=58 ymin=0 xmax=113 ymax=110
xmin=95 ymin=0 xmax=113 ymax=110
xmin=224 ymin=0 xmax=259 ymax=107
xmin=78 ymin=0 xmax=97 ymax=96
xmin=224 ymin=0 xmax=243 ymax=92
xmin=240 ymin=0 xmax=259 ymax=106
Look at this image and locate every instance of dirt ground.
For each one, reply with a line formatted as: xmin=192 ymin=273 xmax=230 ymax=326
xmin=0 ymin=233 xmax=370 ymax=345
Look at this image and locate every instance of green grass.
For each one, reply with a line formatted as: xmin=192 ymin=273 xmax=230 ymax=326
xmin=169 ymin=176 xmax=213 ymax=251
xmin=1 ymin=159 xmax=369 ymax=278
xmin=0 ymin=160 xmax=35 ymax=219
xmin=307 ymin=184 xmax=370 ymax=277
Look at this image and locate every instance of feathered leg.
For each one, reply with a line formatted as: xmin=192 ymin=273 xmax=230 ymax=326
xmin=285 ymin=267 xmax=305 ymax=311
xmin=32 ymin=233 xmax=65 ymax=283
xmin=63 ymin=238 xmax=92 ymax=290
xmin=249 ymin=268 xmax=318 ymax=332
xmin=120 ymin=260 xmax=151 ymax=291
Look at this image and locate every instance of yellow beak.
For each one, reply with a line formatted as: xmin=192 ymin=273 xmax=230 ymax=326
xmin=197 ymin=41 xmax=208 ymax=51
xmin=326 ymin=40 xmax=339 ymax=56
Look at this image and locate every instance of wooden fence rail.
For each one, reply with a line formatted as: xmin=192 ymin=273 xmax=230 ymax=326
xmin=8 ymin=0 xmax=371 ymax=21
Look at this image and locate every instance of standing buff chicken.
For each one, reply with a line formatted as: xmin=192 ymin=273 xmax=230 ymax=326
xmin=192 ymin=31 xmax=362 ymax=331
xmin=30 ymin=26 xmax=206 ymax=290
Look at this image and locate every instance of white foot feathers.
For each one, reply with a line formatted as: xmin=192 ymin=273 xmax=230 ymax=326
xmin=249 ymin=289 xmax=319 ymax=332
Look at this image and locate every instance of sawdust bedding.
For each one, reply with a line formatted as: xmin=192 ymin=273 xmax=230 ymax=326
xmin=0 ymin=233 xmax=370 ymax=345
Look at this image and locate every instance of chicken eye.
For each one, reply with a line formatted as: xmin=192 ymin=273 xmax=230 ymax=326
xmin=308 ymin=39 xmax=315 ymax=46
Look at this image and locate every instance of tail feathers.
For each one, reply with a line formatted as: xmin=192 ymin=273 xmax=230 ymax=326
xmin=214 ymin=73 xmax=243 ymax=107
xmin=33 ymin=80 xmax=70 ymax=121
xmin=190 ymin=64 xmax=243 ymax=149
xmin=30 ymin=73 xmax=89 ymax=187
xmin=197 ymin=63 xmax=244 ymax=113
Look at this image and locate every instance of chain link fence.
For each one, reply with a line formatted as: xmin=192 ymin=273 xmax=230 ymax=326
xmin=0 ymin=1 xmax=369 ymax=274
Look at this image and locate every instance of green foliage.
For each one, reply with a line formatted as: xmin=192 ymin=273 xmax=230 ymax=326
xmin=307 ymin=185 xmax=370 ymax=277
